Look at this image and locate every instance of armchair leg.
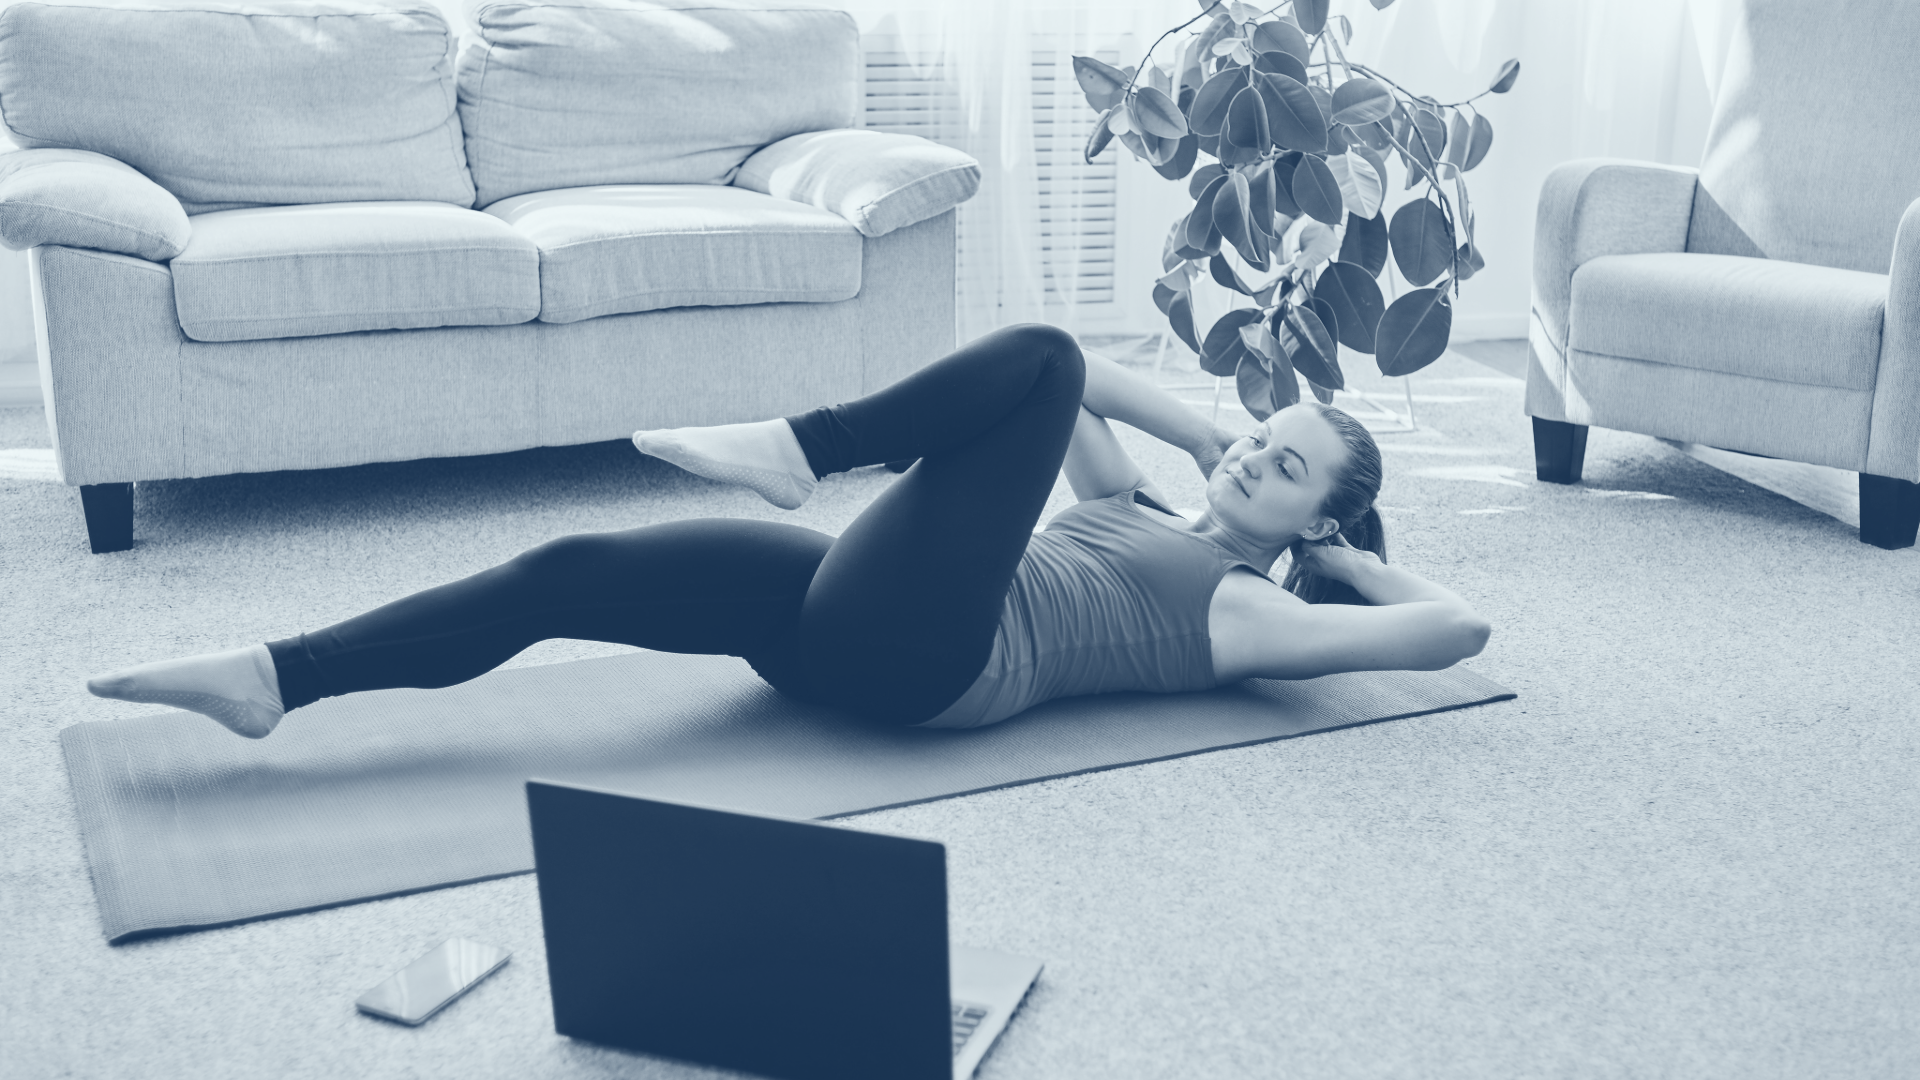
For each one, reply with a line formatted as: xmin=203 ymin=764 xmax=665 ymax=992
xmin=1532 ymin=417 xmax=1588 ymax=484
xmin=80 ymin=482 xmax=134 ymax=554
xmin=1859 ymin=473 xmax=1920 ymax=550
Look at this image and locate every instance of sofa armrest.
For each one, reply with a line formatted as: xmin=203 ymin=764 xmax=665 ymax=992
xmin=1532 ymin=159 xmax=1698 ymax=353
xmin=1867 ymin=196 xmax=1920 ymax=481
xmin=734 ymin=129 xmax=980 ymax=239
xmin=0 ymin=149 xmax=190 ymax=261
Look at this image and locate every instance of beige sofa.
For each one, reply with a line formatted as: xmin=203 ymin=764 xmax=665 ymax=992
xmin=0 ymin=0 xmax=980 ymax=553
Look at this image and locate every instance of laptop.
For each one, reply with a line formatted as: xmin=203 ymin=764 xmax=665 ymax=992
xmin=526 ymin=779 xmax=1044 ymax=1080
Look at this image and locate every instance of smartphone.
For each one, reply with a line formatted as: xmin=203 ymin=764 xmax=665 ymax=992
xmin=355 ymin=938 xmax=511 ymax=1026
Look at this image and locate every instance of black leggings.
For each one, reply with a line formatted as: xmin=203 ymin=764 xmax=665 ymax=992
xmin=266 ymin=323 xmax=1086 ymax=726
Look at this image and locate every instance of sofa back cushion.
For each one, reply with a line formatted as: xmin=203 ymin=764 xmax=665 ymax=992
xmin=1688 ymin=0 xmax=1920 ymax=275
xmin=458 ymin=0 xmax=859 ymax=208
xmin=0 ymin=0 xmax=475 ymax=214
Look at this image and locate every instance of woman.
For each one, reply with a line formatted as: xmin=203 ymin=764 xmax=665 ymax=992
xmin=87 ymin=324 xmax=1491 ymax=738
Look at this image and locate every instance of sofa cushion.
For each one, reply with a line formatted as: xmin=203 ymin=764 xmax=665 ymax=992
xmin=0 ymin=149 xmax=190 ymax=261
xmin=0 ymin=0 xmax=474 ymax=215
xmin=1569 ymin=252 xmax=1886 ymax=392
xmin=734 ymin=129 xmax=981 ymax=239
xmin=457 ymin=0 xmax=859 ymax=208
xmin=483 ymin=184 xmax=862 ymax=324
xmin=171 ymin=202 xmax=541 ymax=342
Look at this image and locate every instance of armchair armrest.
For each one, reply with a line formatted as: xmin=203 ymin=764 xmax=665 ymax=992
xmin=0 ymin=148 xmax=190 ymax=261
xmin=1867 ymin=196 xmax=1920 ymax=481
xmin=1532 ymin=159 xmax=1698 ymax=353
xmin=733 ymin=128 xmax=979 ymax=239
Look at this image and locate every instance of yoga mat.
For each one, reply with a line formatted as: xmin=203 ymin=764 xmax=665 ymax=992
xmin=61 ymin=651 xmax=1515 ymax=943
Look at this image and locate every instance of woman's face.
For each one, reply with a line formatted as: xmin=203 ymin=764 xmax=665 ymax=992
xmin=1204 ymin=404 xmax=1348 ymax=548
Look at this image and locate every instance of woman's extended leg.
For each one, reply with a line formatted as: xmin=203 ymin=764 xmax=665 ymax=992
xmin=756 ymin=323 xmax=1086 ymax=723
xmin=89 ymin=518 xmax=835 ymax=737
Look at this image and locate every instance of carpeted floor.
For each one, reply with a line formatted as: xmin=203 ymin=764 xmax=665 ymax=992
xmin=4 ymin=342 xmax=1918 ymax=1079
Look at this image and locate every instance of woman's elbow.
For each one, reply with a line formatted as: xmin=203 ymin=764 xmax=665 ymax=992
xmin=1457 ymin=614 xmax=1493 ymax=660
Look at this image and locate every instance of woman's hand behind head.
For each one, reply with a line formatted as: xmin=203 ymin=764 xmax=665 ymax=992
xmin=1289 ymin=531 xmax=1381 ymax=586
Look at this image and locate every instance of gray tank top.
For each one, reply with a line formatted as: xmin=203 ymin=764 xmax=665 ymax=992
xmin=916 ymin=487 xmax=1266 ymax=729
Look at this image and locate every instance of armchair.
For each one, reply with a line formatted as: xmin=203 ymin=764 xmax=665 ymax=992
xmin=1526 ymin=0 xmax=1920 ymax=548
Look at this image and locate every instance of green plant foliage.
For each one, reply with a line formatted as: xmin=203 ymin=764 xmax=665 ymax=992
xmin=1074 ymin=4 xmax=1515 ymax=416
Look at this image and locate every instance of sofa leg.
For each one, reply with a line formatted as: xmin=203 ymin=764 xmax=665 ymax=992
xmin=80 ymin=482 xmax=134 ymax=554
xmin=1532 ymin=417 xmax=1588 ymax=484
xmin=1859 ymin=473 xmax=1920 ymax=550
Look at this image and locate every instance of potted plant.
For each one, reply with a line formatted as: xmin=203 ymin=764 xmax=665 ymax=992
xmin=1077 ymin=0 xmax=1518 ymax=421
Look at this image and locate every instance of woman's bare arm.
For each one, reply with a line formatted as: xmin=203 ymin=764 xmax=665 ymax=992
xmin=1080 ymin=349 xmax=1239 ymax=479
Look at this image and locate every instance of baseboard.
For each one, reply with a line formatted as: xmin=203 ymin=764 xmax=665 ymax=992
xmin=1450 ymin=313 xmax=1527 ymax=342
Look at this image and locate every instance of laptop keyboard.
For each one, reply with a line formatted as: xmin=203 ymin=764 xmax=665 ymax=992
xmin=951 ymin=1001 xmax=991 ymax=1056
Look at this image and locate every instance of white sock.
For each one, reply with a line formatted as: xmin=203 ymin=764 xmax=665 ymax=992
xmin=87 ymin=643 xmax=285 ymax=739
xmin=633 ymin=418 xmax=819 ymax=510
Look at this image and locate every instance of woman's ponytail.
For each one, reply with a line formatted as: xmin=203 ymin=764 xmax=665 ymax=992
xmin=1278 ymin=405 xmax=1387 ymax=606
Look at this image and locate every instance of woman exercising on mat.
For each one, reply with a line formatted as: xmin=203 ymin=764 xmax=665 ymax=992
xmin=86 ymin=323 xmax=1491 ymax=739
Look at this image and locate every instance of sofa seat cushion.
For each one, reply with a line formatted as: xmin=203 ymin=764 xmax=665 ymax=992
xmin=171 ymin=202 xmax=542 ymax=343
xmin=484 ymin=185 xmax=863 ymax=324
xmin=1569 ymin=252 xmax=1887 ymax=392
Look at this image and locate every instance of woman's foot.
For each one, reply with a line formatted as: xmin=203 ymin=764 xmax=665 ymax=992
xmin=87 ymin=643 xmax=285 ymax=739
xmin=633 ymin=418 xmax=819 ymax=510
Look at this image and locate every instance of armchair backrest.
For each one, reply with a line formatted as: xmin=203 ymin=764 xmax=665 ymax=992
xmin=1688 ymin=0 xmax=1920 ymax=275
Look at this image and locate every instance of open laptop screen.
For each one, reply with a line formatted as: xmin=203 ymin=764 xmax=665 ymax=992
xmin=527 ymin=780 xmax=954 ymax=1080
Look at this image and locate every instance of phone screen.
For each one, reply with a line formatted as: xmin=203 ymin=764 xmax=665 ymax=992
xmin=356 ymin=938 xmax=511 ymax=1025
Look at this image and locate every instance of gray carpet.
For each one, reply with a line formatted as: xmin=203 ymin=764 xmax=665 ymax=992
xmin=5 ymin=344 xmax=1919 ymax=1078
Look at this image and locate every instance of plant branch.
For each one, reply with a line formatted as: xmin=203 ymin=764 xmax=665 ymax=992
xmin=1122 ymin=1 xmax=1228 ymax=97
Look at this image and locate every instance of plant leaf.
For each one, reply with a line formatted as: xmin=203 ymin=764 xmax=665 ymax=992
xmin=1252 ymin=49 xmax=1310 ymax=86
xmin=1329 ymin=78 xmax=1394 ymax=126
xmin=1338 ymin=210 xmax=1389 ymax=277
xmin=1217 ymin=168 xmax=1264 ymax=265
xmin=1293 ymin=0 xmax=1329 ymax=35
xmin=1169 ymin=292 xmax=1201 ymax=353
xmin=1270 ymin=152 xmax=1303 ymax=217
xmin=1210 ymin=252 xmax=1255 ymax=296
xmin=1375 ymin=288 xmax=1451 ymax=376
xmin=1443 ymin=110 xmax=1471 ymax=171
xmin=1133 ymin=85 xmax=1190 ymax=139
xmin=1490 ymin=58 xmax=1520 ymax=94
xmin=1308 ymin=297 xmax=1342 ymax=366
xmin=1152 ymin=133 xmax=1200 ymax=180
xmin=1187 ymin=171 xmax=1230 ymax=254
xmin=1389 ymin=198 xmax=1453 ymax=286
xmin=1202 ymin=308 xmax=1263 ymax=376
xmin=1370 ymin=0 xmax=1396 ymax=8
xmin=1349 ymin=140 xmax=1389 ymax=195
xmin=1283 ymin=305 xmax=1343 ymax=389
xmin=1293 ymin=218 xmax=1339 ymax=268
xmin=1073 ymin=55 xmax=1128 ymax=112
xmin=1198 ymin=309 xmax=1259 ymax=376
xmin=1334 ymin=14 xmax=1353 ymax=45
xmin=1236 ymin=351 xmax=1276 ymax=421
xmin=1226 ymin=85 xmax=1270 ymax=150
xmin=1324 ymin=153 xmax=1382 ymax=220
xmin=1249 ymin=19 xmax=1311 ymax=64
xmin=1315 ymin=261 xmax=1386 ymax=353
xmin=1290 ymin=154 xmax=1344 ymax=225
xmin=1406 ymin=105 xmax=1445 ymax=176
xmin=1247 ymin=159 xmax=1277 ymax=238
xmin=1188 ymin=68 xmax=1248 ymax=137
xmin=1269 ymin=346 xmax=1301 ymax=412
xmin=1085 ymin=105 xmax=1118 ymax=162
xmin=1255 ymin=72 xmax=1327 ymax=153
xmin=1240 ymin=320 xmax=1280 ymax=362
xmin=1188 ymin=162 xmax=1226 ymax=200
xmin=1153 ymin=282 xmax=1178 ymax=315
xmin=1463 ymin=113 xmax=1494 ymax=171
xmin=1158 ymin=263 xmax=1195 ymax=294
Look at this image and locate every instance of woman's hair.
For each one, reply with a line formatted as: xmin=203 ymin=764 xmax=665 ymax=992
xmin=1277 ymin=403 xmax=1387 ymax=606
